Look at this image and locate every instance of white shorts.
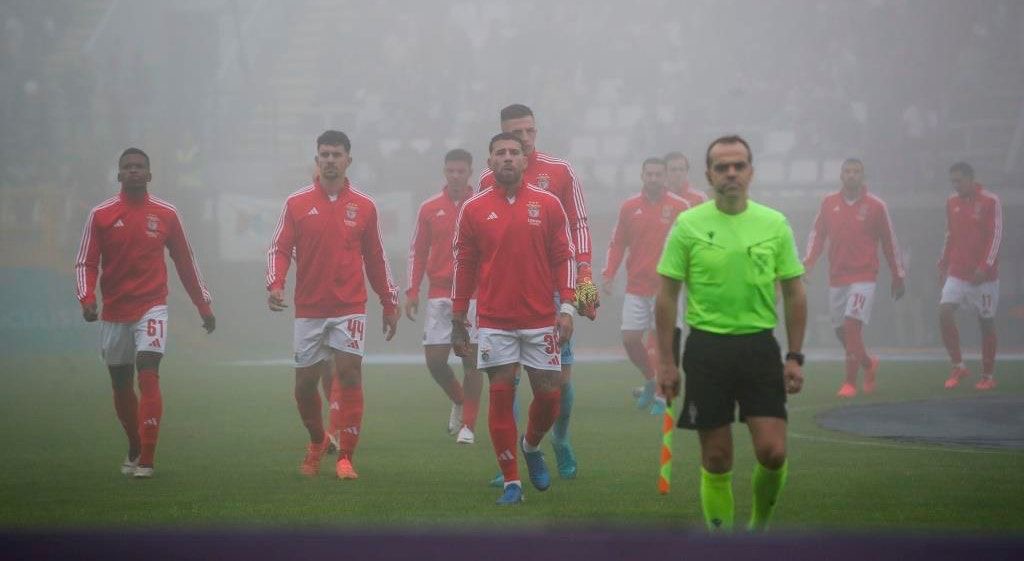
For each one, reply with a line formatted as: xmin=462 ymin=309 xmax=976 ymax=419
xmin=294 ymin=314 xmax=366 ymax=368
xmin=622 ymin=293 xmax=656 ymax=331
xmin=423 ymin=298 xmax=478 ymax=345
xmin=476 ymin=326 xmax=561 ymax=372
xmin=828 ymin=282 xmax=876 ymax=328
xmin=941 ymin=277 xmax=999 ymax=319
xmin=100 ymin=305 xmax=168 ymax=366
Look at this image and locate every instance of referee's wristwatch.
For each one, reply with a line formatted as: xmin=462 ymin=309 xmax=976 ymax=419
xmin=785 ymin=351 xmax=805 ymax=366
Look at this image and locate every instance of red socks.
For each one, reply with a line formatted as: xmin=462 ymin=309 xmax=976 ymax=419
xmin=137 ymin=370 xmax=162 ymax=467
xmin=112 ymin=385 xmax=140 ymax=455
xmin=489 ymin=381 xmax=519 ymax=483
xmin=982 ymin=331 xmax=997 ymax=375
xmin=525 ymin=388 xmax=561 ymax=448
xmin=337 ymin=384 xmax=364 ymax=459
xmin=295 ymin=380 xmax=325 ymax=445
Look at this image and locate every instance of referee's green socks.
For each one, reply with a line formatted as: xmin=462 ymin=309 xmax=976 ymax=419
xmin=748 ymin=460 xmax=788 ymax=532
xmin=700 ymin=467 xmax=734 ymax=531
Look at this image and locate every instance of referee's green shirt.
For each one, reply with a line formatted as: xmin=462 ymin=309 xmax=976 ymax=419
xmin=656 ymin=200 xmax=804 ymax=334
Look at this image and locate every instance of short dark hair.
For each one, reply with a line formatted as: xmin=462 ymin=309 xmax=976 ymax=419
xmin=119 ymin=147 xmax=150 ymax=167
xmin=949 ymin=161 xmax=974 ymax=178
xmin=642 ymin=157 xmax=667 ymax=171
xmin=445 ymin=148 xmax=472 ymax=165
xmin=663 ymin=151 xmax=689 ymax=167
xmin=842 ymin=158 xmax=864 ymax=168
xmin=489 ymin=132 xmax=524 ymax=154
xmin=705 ymin=135 xmax=752 ymax=169
xmin=500 ymin=104 xmax=534 ymax=122
xmin=316 ymin=130 xmax=351 ymax=153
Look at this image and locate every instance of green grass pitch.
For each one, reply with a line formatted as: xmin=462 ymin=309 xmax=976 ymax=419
xmin=1 ymin=353 xmax=1021 ymax=533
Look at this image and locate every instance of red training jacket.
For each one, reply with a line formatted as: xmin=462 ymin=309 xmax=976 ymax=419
xmin=803 ymin=186 xmax=905 ymax=287
xmin=674 ymin=181 xmax=709 ymax=208
xmin=479 ymin=150 xmax=592 ymax=266
xmin=452 ymin=182 xmax=575 ymax=330
xmin=939 ymin=183 xmax=1002 ymax=282
xmin=406 ymin=186 xmax=468 ymax=299
xmin=75 ymin=191 xmax=212 ymax=322
xmin=266 ymin=180 xmax=399 ymax=319
xmin=602 ymin=189 xmax=690 ymax=297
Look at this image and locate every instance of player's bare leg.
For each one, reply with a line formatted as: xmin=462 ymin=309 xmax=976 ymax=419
xmin=624 ymin=329 xmax=657 ymax=409
xmin=976 ymin=317 xmax=997 ymax=390
xmin=296 ymin=361 xmax=329 ymax=476
xmin=458 ymin=346 xmax=482 ymax=443
xmin=840 ymin=318 xmax=875 ymax=396
xmin=333 ymin=350 xmax=364 ymax=479
xmin=321 ymin=358 xmax=341 ymax=453
xmin=109 ymin=364 xmax=140 ymax=475
xmin=940 ymin=302 xmax=970 ymax=388
xmin=132 ymin=351 xmax=163 ymax=478
xmin=425 ymin=344 xmax=464 ymax=435
xmin=834 ymin=325 xmax=856 ymax=397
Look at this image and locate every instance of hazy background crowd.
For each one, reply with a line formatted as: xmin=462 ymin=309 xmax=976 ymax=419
xmin=2 ymin=0 xmax=1022 ymax=359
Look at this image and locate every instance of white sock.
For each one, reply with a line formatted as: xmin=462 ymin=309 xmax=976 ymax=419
xmin=504 ymin=479 xmax=522 ymax=489
xmin=522 ymin=438 xmax=540 ymax=453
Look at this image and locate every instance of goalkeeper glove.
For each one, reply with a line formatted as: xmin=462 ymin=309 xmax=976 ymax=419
xmin=575 ymin=263 xmax=599 ymax=320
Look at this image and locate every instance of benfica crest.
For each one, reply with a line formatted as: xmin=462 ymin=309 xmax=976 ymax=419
xmin=536 ymin=174 xmax=551 ymax=190
xmin=527 ymin=201 xmax=541 ymax=225
xmin=145 ymin=214 xmax=160 ymax=238
xmin=345 ymin=203 xmax=359 ymax=225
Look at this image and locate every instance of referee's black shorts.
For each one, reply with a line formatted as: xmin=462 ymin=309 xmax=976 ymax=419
xmin=678 ymin=328 xmax=787 ymax=430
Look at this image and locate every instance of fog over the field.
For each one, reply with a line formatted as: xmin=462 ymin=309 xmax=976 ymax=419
xmin=2 ymin=0 xmax=1022 ymax=360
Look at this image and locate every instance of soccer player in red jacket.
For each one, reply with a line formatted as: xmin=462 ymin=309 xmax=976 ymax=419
xmin=75 ymin=148 xmax=215 ymax=478
xmin=478 ymin=103 xmax=594 ymax=480
xmin=266 ymin=130 xmax=400 ymax=480
xmin=938 ymin=162 xmax=1002 ymax=390
xmin=405 ymin=148 xmax=482 ymax=444
xmin=602 ymin=157 xmax=689 ymax=414
xmin=452 ymin=133 xmax=576 ymax=505
xmin=665 ymin=151 xmax=709 ymax=207
xmin=803 ymin=159 xmax=905 ymax=397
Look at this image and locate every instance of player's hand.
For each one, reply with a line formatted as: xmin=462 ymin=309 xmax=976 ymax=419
xmin=403 ymin=296 xmax=419 ymax=321
xmin=784 ymin=359 xmax=804 ymax=394
xmin=557 ymin=312 xmax=574 ymax=346
xmin=451 ymin=318 xmax=470 ymax=358
xmin=601 ymin=278 xmax=614 ymax=296
xmin=657 ymin=359 xmax=681 ymax=406
xmin=201 ymin=314 xmax=216 ymax=334
xmin=382 ymin=311 xmax=399 ymax=341
xmin=891 ymin=278 xmax=906 ymax=300
xmin=82 ymin=302 xmax=98 ymax=322
xmin=268 ymin=289 xmax=288 ymax=312
xmin=971 ymin=268 xmax=986 ymax=286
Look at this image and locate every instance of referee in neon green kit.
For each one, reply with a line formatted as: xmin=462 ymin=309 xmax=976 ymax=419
xmin=655 ymin=135 xmax=807 ymax=532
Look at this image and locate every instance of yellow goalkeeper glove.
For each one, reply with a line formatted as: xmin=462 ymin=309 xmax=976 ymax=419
xmin=575 ymin=264 xmax=599 ymax=320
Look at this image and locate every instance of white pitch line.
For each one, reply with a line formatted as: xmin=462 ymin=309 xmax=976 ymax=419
xmin=789 ymin=431 xmax=1021 ymax=455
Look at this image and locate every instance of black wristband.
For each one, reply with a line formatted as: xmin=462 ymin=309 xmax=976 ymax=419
xmin=785 ymin=352 xmax=805 ymax=366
